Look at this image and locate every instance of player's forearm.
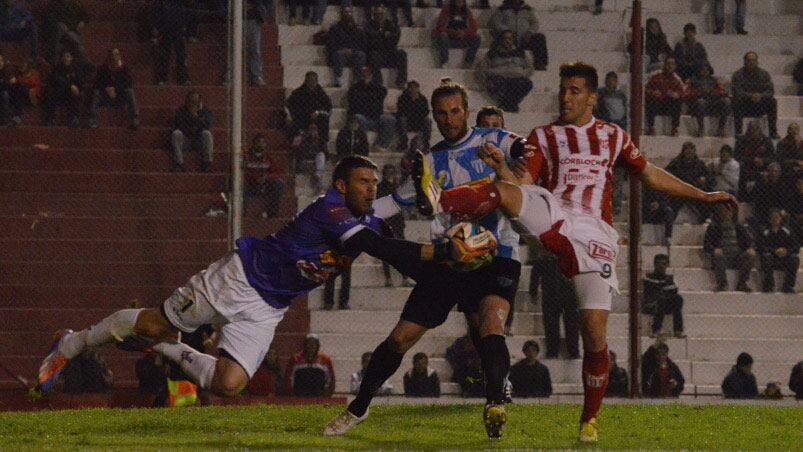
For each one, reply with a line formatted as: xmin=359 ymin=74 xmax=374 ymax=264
xmin=640 ymin=163 xmax=707 ymax=202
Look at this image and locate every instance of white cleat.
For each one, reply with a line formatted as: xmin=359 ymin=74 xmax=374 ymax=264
xmin=322 ymin=409 xmax=369 ymax=436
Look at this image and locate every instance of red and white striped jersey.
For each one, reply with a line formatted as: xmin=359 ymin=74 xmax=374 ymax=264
xmin=524 ymin=117 xmax=647 ymax=225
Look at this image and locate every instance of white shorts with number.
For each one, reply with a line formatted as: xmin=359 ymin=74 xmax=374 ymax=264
xmin=162 ymin=251 xmax=288 ymax=377
xmin=512 ymin=185 xmax=619 ymax=311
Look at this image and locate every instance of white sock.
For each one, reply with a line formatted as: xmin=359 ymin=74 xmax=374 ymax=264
xmin=59 ymin=309 xmax=142 ymax=359
xmin=153 ymin=341 xmax=217 ymax=390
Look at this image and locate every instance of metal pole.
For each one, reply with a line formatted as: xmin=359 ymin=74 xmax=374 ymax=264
xmin=229 ymin=0 xmax=244 ymax=248
xmin=628 ymin=0 xmax=643 ymax=399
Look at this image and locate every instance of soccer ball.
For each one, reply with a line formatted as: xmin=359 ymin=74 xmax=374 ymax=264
xmin=445 ymin=222 xmax=497 ymax=272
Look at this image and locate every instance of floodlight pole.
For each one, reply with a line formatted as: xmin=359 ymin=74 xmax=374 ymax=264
xmin=229 ymin=0 xmax=245 ymax=248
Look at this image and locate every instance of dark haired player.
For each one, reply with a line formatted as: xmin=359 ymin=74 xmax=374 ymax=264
xmin=37 ymin=156 xmax=491 ymax=400
xmin=415 ymin=62 xmax=737 ymax=442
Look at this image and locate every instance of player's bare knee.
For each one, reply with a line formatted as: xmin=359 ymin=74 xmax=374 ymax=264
xmin=388 ymin=322 xmax=426 ymax=354
xmin=211 ymin=367 xmax=248 ymax=397
xmin=580 ymin=311 xmax=608 ymax=352
xmin=132 ymin=308 xmax=176 ymax=339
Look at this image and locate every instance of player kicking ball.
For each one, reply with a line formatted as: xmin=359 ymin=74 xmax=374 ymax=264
xmin=37 ymin=156 xmax=493 ymax=400
xmin=414 ymin=62 xmax=737 ymax=443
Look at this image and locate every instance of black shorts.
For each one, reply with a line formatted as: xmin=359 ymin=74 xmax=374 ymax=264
xmin=400 ymin=257 xmax=521 ymax=329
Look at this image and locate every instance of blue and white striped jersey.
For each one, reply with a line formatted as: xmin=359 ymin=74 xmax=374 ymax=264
xmin=428 ymin=127 xmax=527 ymax=261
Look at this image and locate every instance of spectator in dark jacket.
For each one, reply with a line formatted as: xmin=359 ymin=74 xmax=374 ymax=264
xmin=88 ymin=48 xmax=139 ymax=130
xmin=751 ymin=162 xmax=787 ymax=227
xmin=642 ymin=186 xmax=675 ymax=245
xmin=704 ymin=204 xmax=756 ymax=292
xmin=606 ymin=350 xmax=629 ymax=397
xmin=43 ymin=0 xmax=88 ymax=64
xmin=41 ymin=50 xmax=83 ymax=127
xmin=644 ymin=343 xmax=684 ymax=398
xmin=488 ymin=0 xmax=548 ymax=70
xmin=731 ymin=51 xmax=778 ymax=138
xmin=645 ymin=56 xmax=685 ymax=136
xmin=665 ymin=142 xmax=710 ymax=222
xmin=245 ymin=134 xmax=285 ymax=217
xmin=366 ymin=5 xmax=407 ymax=87
xmin=171 ymin=91 xmax=214 ymax=172
xmin=243 ymin=0 xmax=268 ymax=86
xmin=0 ymin=0 xmax=38 ymax=57
xmin=396 ymin=81 xmax=431 ymax=152
xmin=62 ymin=349 xmax=114 ymax=393
xmin=0 ymin=51 xmax=28 ymax=126
xmin=735 ymin=120 xmax=775 ymax=200
xmin=642 ymin=254 xmax=685 ymax=338
xmin=789 ymin=361 xmax=803 ymax=399
xmin=594 ymin=71 xmax=628 ymax=129
xmin=776 ymin=123 xmax=802 ymax=179
xmin=673 ymin=23 xmax=708 ymax=81
xmin=757 ymin=209 xmax=799 ymax=293
xmin=287 ymin=71 xmax=332 ymax=141
xmin=292 ymin=122 xmax=325 ymax=194
xmin=284 ymin=335 xmax=335 ymax=397
xmin=794 ymin=58 xmax=803 ymax=96
xmin=336 ymin=116 xmax=370 ymax=157
xmin=152 ymin=0 xmax=190 ymax=85
xmin=432 ymin=0 xmax=480 ymax=68
xmin=481 ymin=30 xmax=532 ymax=113
xmin=347 ymin=67 xmax=396 ymax=151
xmin=643 ymin=18 xmax=672 ymax=72
xmin=377 ymin=164 xmax=408 ymax=287
xmin=404 ymin=352 xmax=441 ymax=397
xmin=509 ymin=340 xmax=552 ymax=398
xmin=687 ymin=62 xmax=730 ymax=137
xmin=326 ymin=7 xmax=367 ymax=87
xmin=722 ymin=352 xmax=758 ymax=398
xmin=446 ymin=334 xmax=479 ymax=386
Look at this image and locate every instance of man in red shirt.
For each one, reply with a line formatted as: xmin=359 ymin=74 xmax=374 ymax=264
xmin=245 ymin=134 xmax=285 ymax=217
xmin=645 ymin=56 xmax=686 ymax=136
xmin=284 ymin=334 xmax=335 ymax=397
xmin=413 ymin=61 xmax=736 ymax=442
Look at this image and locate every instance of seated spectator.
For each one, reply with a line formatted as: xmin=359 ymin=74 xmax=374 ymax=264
xmin=432 ymin=0 xmax=480 ymax=69
xmin=476 ymin=105 xmax=504 ymax=128
xmin=731 ymin=51 xmax=778 ymax=138
xmin=336 ymin=116 xmax=370 ymax=158
xmin=722 ymin=352 xmax=758 ymax=398
xmin=708 ymin=145 xmax=740 ymax=195
xmin=136 ymin=352 xmax=170 ymax=406
xmin=16 ymin=59 xmax=41 ymax=106
xmin=687 ymin=62 xmax=730 ymax=137
xmin=0 ymin=0 xmax=38 ymax=57
xmin=640 ymin=335 xmax=663 ymax=394
xmin=287 ymin=0 xmax=325 ymax=25
xmin=794 ymin=58 xmax=803 ymax=96
xmin=0 ymin=52 xmax=27 ymax=126
xmin=642 ymin=186 xmax=675 ymax=246
xmin=459 ymin=353 xmax=485 ymax=397
xmin=404 ymin=352 xmax=441 ymax=397
xmin=752 ymin=162 xmax=786 ymax=223
xmin=61 ymin=349 xmax=113 ymax=393
xmin=704 ymin=204 xmax=756 ymax=292
xmin=396 ymin=81 xmax=431 ymax=152
xmin=377 ymin=164 xmax=409 ymax=287
xmin=643 ymin=254 xmax=685 ymax=338
xmin=245 ymin=134 xmax=285 ymax=217
xmin=291 ymin=122 xmax=326 ymax=194
xmin=735 ymin=120 xmax=775 ymax=200
xmin=758 ymin=209 xmax=799 ymax=293
xmin=530 ymin=245 xmax=580 ymax=358
xmin=643 ymin=18 xmax=672 ymax=73
xmin=43 ymin=0 xmax=88 ymax=64
xmin=364 ymin=0 xmax=413 ymax=27
xmin=248 ymin=347 xmax=284 ymax=396
xmin=776 ymin=123 xmax=802 ymax=180
xmin=673 ymin=23 xmax=708 ymax=81
xmin=171 ymin=90 xmax=214 ymax=172
xmin=445 ymin=333 xmax=479 ymax=386
xmin=606 ymin=351 xmax=629 ymax=397
xmin=287 ymin=71 xmax=332 ymax=142
xmin=665 ymin=142 xmax=710 ymax=222
xmin=152 ymin=0 xmax=190 ymax=86
xmin=88 ymin=48 xmax=139 ymax=130
xmin=643 ymin=343 xmax=684 ymax=398
xmin=41 ymin=50 xmax=83 ymax=128
xmin=346 ymin=66 xmax=396 ymax=152
xmin=366 ymin=5 xmax=407 ymax=88
xmin=488 ymin=0 xmax=548 ymax=70
xmin=594 ymin=71 xmax=627 ymax=129
xmin=284 ymin=334 xmax=335 ymax=397
xmin=326 ymin=7 xmax=366 ymax=87
xmin=790 ymin=361 xmax=803 ymax=400
xmin=508 ymin=340 xmax=552 ymax=398
xmin=645 ymin=56 xmax=685 ymax=136
xmin=352 ymin=351 xmax=393 ymax=395
xmin=480 ymin=30 xmax=532 ymax=113
xmin=713 ymin=0 xmax=747 ymax=35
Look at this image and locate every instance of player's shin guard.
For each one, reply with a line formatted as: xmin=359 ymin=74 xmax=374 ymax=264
xmin=348 ymin=340 xmax=404 ymax=417
xmin=153 ymin=341 xmax=216 ymax=390
xmin=479 ymin=334 xmax=510 ymax=404
xmin=59 ymin=308 xmax=142 ymax=359
xmin=581 ymin=345 xmax=610 ymax=422
xmin=440 ymin=183 xmax=501 ymax=221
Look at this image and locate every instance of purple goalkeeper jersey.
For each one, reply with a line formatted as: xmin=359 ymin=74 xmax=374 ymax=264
xmin=236 ymin=188 xmax=385 ymax=309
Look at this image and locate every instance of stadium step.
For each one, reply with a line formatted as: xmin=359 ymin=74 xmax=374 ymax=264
xmin=0 ymin=239 xmax=226 ymax=263
xmin=82 ymin=21 xmax=278 ymax=45
xmin=0 ymin=285 xmax=175 ymax=309
xmin=0 ymin=171 xmax=227 ymax=194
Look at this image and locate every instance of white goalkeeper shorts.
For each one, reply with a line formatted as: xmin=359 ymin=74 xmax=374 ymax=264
xmin=511 ymin=185 xmax=619 ymax=311
xmin=162 ymin=251 xmax=288 ymax=377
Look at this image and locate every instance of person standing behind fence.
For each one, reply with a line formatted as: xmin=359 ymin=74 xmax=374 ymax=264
xmin=722 ymin=352 xmax=758 ymax=398
xmin=152 ymin=0 xmax=190 ymax=86
xmin=171 ymin=90 xmax=214 ymax=172
xmin=643 ymin=254 xmax=685 ymax=338
xmin=731 ymin=51 xmax=778 ymax=139
xmin=712 ymin=0 xmax=746 ymax=35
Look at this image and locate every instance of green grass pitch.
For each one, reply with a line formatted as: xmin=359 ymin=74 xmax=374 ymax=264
xmin=1 ymin=403 xmax=800 ymax=450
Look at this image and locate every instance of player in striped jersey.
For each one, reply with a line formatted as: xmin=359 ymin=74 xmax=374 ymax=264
xmin=416 ymin=62 xmax=737 ymax=443
xmin=325 ymin=83 xmax=533 ymax=439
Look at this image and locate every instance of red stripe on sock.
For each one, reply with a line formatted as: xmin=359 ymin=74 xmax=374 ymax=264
xmin=440 ymin=183 xmax=501 ymax=221
xmin=581 ymin=345 xmax=610 ymax=422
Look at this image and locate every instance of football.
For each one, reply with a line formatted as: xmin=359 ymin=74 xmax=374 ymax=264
xmin=445 ymin=222 xmax=497 ymax=271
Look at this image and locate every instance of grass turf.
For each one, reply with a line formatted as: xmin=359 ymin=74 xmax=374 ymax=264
xmin=0 ymin=403 xmax=800 ymax=450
